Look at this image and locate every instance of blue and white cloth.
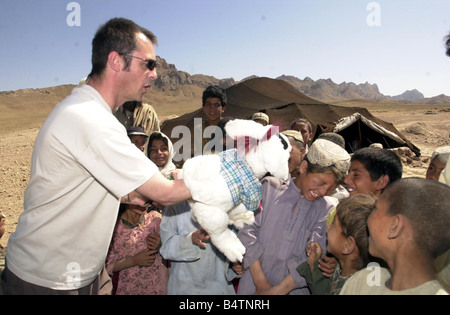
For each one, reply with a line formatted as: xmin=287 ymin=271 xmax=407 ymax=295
xmin=219 ymin=149 xmax=262 ymax=211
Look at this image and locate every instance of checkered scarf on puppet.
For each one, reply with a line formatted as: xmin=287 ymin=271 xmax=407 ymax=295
xmin=219 ymin=149 xmax=262 ymax=211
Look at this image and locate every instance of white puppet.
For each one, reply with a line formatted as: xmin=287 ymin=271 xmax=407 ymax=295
xmin=180 ymin=119 xmax=291 ymax=262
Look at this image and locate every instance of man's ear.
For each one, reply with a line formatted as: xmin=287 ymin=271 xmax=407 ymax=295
xmin=387 ymin=215 xmax=403 ymax=240
xmin=343 ymin=236 xmax=357 ymax=255
xmin=107 ymin=51 xmax=124 ymax=73
xmin=376 ymin=174 xmax=390 ymax=191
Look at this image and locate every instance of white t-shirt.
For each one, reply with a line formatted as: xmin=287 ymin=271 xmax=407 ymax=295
xmin=6 ymin=85 xmax=157 ymax=290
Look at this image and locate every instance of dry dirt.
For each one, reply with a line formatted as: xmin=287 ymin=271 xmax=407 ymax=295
xmin=1 ymin=106 xmax=450 ymax=248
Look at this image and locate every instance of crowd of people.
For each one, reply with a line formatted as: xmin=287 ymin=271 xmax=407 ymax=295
xmin=0 ymin=17 xmax=449 ymax=296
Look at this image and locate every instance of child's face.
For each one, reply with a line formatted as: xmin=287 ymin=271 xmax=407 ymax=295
xmin=367 ymin=197 xmax=392 ymax=261
xmin=149 ymin=138 xmax=170 ymax=167
xmin=130 ymin=135 xmax=147 ymax=152
xmin=326 ymin=215 xmax=347 ymax=258
xmin=425 ymin=157 xmax=446 ymax=181
xmin=292 ymin=123 xmax=312 ymax=144
xmin=344 ymin=160 xmax=379 ymax=196
xmin=297 ymin=161 xmax=338 ymax=201
xmin=203 ymin=97 xmax=225 ymax=124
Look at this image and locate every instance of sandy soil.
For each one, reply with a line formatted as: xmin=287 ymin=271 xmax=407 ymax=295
xmin=1 ymin=109 xmax=449 ymax=247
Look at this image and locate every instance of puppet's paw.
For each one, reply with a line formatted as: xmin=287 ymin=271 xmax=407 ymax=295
xmin=211 ymin=229 xmax=246 ymax=263
xmin=229 ymin=211 xmax=255 ymax=229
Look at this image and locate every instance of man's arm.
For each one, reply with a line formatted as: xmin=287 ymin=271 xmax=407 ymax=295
xmin=135 ymin=171 xmax=191 ymax=206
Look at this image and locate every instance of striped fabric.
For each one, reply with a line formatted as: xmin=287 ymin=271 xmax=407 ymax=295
xmin=219 ymin=149 xmax=261 ymax=211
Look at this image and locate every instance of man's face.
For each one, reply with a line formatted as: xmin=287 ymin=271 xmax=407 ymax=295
xmin=120 ymin=32 xmax=157 ymax=103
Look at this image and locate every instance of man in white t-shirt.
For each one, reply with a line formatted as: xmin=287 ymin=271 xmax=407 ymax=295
xmin=2 ymin=18 xmax=191 ymax=295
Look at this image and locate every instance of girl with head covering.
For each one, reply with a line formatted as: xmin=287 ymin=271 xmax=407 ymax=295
xmin=147 ymin=132 xmax=177 ymax=180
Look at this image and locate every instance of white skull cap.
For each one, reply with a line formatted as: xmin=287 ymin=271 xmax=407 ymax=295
xmin=307 ymin=139 xmax=350 ymax=173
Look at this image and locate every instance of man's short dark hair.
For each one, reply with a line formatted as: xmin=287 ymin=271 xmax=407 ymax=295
xmin=88 ymin=17 xmax=158 ymax=78
xmin=202 ymin=85 xmax=227 ymax=107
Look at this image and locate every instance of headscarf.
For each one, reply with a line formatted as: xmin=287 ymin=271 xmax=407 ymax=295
xmin=148 ymin=132 xmax=176 ymax=179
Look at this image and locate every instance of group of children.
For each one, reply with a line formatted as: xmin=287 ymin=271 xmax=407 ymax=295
xmin=104 ymin=114 xmax=450 ymax=295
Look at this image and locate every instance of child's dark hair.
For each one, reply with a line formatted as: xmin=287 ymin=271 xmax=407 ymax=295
xmin=380 ymin=177 xmax=450 ymax=258
xmin=336 ymin=194 xmax=376 ymax=270
xmin=351 ymin=147 xmax=403 ymax=187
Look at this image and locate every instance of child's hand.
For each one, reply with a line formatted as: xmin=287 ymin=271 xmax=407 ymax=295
xmin=146 ymin=232 xmax=161 ymax=250
xmin=306 ymin=241 xmax=322 ymax=271
xmin=232 ymin=262 xmax=244 ymax=275
xmin=191 ymin=229 xmax=210 ymax=248
xmin=318 ymin=255 xmax=337 ymax=278
xmin=133 ymin=249 xmax=158 ymax=267
xmin=0 ymin=213 xmax=6 ymax=243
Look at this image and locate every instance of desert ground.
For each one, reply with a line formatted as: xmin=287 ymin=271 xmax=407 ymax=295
xmin=0 ymin=99 xmax=449 ymax=248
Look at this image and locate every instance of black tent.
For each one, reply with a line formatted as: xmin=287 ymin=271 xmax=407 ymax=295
xmin=161 ymin=77 xmax=420 ymax=158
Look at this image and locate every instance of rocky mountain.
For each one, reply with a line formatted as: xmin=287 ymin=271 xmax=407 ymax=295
xmin=154 ymin=57 xmax=236 ymax=90
xmin=2 ymin=56 xmax=450 ymax=108
xmin=392 ymin=89 xmax=424 ymax=101
xmin=276 ymin=75 xmax=385 ymax=102
xmin=152 ymin=58 xmax=394 ymax=103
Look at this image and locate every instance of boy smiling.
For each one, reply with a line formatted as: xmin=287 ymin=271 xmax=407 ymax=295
xmin=344 ymin=147 xmax=403 ymax=197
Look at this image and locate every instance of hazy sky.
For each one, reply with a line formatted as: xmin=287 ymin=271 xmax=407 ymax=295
xmin=1 ymin=0 xmax=449 ymax=97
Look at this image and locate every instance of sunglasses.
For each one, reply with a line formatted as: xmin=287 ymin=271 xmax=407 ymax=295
xmin=126 ymin=54 xmax=157 ymax=71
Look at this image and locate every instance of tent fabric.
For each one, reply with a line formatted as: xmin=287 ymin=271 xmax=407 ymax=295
xmin=334 ymin=113 xmax=405 ymax=144
xmin=161 ymin=77 xmax=420 ymax=157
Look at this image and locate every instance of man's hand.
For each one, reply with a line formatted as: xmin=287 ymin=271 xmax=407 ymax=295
xmin=122 ymin=190 xmax=150 ymax=207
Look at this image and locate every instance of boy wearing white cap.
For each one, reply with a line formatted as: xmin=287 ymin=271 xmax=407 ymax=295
xmin=237 ymin=139 xmax=350 ymax=295
xmin=426 ymin=145 xmax=450 ymax=181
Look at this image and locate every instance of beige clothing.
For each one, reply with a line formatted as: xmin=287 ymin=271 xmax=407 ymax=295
xmin=114 ymin=103 xmax=160 ymax=135
xmin=435 ymin=250 xmax=450 ymax=292
xmin=6 ymin=85 xmax=157 ymax=290
xmin=340 ymin=267 xmax=448 ymax=295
